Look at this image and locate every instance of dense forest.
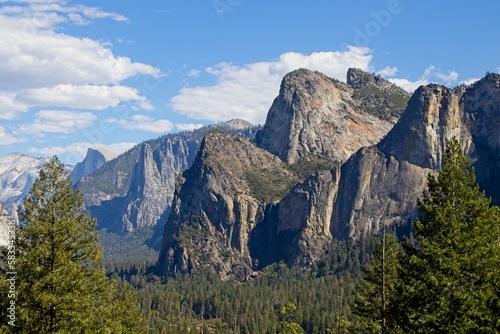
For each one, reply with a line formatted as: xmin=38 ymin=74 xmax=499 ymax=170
xmin=1 ymin=139 xmax=500 ymax=333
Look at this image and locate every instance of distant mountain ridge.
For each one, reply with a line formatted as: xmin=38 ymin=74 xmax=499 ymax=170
xmin=70 ymin=148 xmax=118 ymax=184
xmin=76 ymin=119 xmax=259 ymax=234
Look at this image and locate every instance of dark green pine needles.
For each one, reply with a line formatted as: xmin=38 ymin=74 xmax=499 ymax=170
xmin=0 ymin=157 xmax=143 ymax=333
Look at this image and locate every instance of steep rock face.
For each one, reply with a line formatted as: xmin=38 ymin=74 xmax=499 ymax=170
xmin=117 ymin=143 xmax=177 ymax=232
xmin=331 ymin=84 xmax=468 ymax=240
xmin=264 ymin=169 xmax=341 ymax=267
xmin=331 ymin=146 xmax=431 ymax=240
xmin=70 ymin=148 xmax=117 ymax=184
xmin=378 ymin=85 xmax=465 ymax=169
xmin=0 ymin=153 xmax=72 ymax=218
xmin=158 ymin=131 xmax=297 ymax=281
xmin=80 ymin=120 xmax=258 ymax=233
xmin=0 ymin=153 xmax=49 ymax=204
xmin=255 ymin=68 xmax=409 ymax=164
xmin=461 ymin=73 xmax=500 ymax=203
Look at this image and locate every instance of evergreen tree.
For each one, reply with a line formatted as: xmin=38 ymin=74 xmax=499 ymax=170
xmin=279 ymin=303 xmax=305 ymax=334
xmin=0 ymin=157 xmax=143 ymax=333
xmin=352 ymin=232 xmax=401 ymax=333
xmin=393 ymin=138 xmax=500 ymax=333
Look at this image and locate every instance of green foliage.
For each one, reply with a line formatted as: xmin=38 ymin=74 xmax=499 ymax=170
xmin=352 ymin=232 xmax=402 ymax=333
xmin=287 ymin=156 xmax=338 ymax=181
xmin=393 ymin=138 xmax=500 ymax=333
xmin=244 ymin=168 xmax=297 ymax=202
xmin=0 ymin=157 xmax=143 ymax=333
xmin=120 ymin=236 xmax=381 ymax=333
xmin=352 ymin=85 xmax=409 ymax=120
xmin=279 ymin=303 xmax=305 ymax=334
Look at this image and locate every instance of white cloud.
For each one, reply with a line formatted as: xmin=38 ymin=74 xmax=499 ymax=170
xmin=171 ymin=46 xmax=374 ymax=125
xmin=459 ymin=78 xmax=480 ymax=86
xmin=376 ymin=66 xmax=398 ymax=77
xmin=0 ymin=125 xmax=23 ymax=145
xmin=28 ymin=141 xmax=136 ymax=164
xmin=106 ymin=115 xmax=174 ymax=133
xmin=18 ymin=109 xmax=96 ymax=135
xmin=17 ymin=84 xmax=153 ymax=110
xmin=187 ymin=69 xmax=201 ymax=77
xmin=0 ymin=92 xmax=29 ymax=119
xmin=388 ymin=65 xmax=460 ymax=92
xmin=175 ymin=123 xmax=204 ymax=131
xmin=0 ymin=1 xmax=159 ymax=119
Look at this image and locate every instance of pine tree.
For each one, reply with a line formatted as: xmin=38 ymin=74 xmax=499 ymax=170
xmin=393 ymin=138 xmax=500 ymax=333
xmin=0 ymin=157 xmax=143 ymax=333
xmin=352 ymin=231 xmax=401 ymax=333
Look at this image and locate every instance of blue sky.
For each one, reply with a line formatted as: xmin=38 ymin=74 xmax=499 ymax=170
xmin=0 ymin=0 xmax=499 ymax=164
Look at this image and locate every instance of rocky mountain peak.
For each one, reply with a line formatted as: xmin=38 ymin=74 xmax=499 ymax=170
xmin=347 ymin=67 xmax=393 ymax=90
xmin=70 ymin=147 xmax=117 ymax=184
xmin=378 ymin=84 xmax=462 ymax=169
xmin=158 ymin=130 xmax=297 ymax=280
xmin=255 ymin=68 xmax=396 ymax=164
xmin=217 ymin=119 xmax=254 ymax=130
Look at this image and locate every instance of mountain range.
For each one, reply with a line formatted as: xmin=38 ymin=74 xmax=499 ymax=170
xmin=1 ymin=67 xmax=498 ymax=282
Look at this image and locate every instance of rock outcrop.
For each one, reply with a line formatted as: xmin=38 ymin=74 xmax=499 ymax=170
xmin=70 ymin=148 xmax=117 ymax=184
xmin=0 ymin=153 xmax=72 ymax=219
xmin=461 ymin=73 xmax=500 ymax=204
xmin=78 ymin=120 xmax=258 ymax=233
xmin=158 ymin=131 xmax=297 ymax=280
xmin=158 ymin=71 xmax=500 ymax=279
xmin=254 ymin=68 xmax=410 ymax=164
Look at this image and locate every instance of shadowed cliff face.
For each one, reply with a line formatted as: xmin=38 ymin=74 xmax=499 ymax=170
xmin=157 ymin=70 xmax=500 ymax=280
xmin=461 ymin=73 xmax=500 ymax=204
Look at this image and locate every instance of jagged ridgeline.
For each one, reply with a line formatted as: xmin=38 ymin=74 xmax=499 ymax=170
xmin=158 ymin=69 xmax=500 ymax=281
xmin=76 ymin=120 xmax=259 ymax=234
xmin=157 ymin=68 xmax=412 ymax=280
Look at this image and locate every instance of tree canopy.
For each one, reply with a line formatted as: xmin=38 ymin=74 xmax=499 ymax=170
xmin=392 ymin=138 xmax=500 ymax=332
xmin=0 ymin=157 xmax=143 ymax=333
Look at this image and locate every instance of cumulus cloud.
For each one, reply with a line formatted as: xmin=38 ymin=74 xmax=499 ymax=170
xmin=459 ymin=78 xmax=480 ymax=86
xmin=388 ymin=65 xmax=460 ymax=92
xmin=171 ymin=46 xmax=373 ymax=125
xmin=106 ymin=115 xmax=174 ymax=133
xmin=17 ymin=109 xmax=96 ymax=135
xmin=376 ymin=66 xmax=398 ymax=77
xmin=0 ymin=0 xmax=159 ymax=119
xmin=0 ymin=92 xmax=29 ymax=119
xmin=175 ymin=123 xmax=204 ymax=131
xmin=17 ymin=85 xmax=153 ymax=110
xmin=0 ymin=125 xmax=23 ymax=145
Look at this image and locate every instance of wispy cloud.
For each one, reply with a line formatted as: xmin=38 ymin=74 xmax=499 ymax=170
xmin=106 ymin=115 xmax=174 ymax=133
xmin=171 ymin=46 xmax=374 ymax=125
xmin=28 ymin=141 xmax=136 ymax=164
xmin=175 ymin=123 xmax=204 ymax=131
xmin=17 ymin=109 xmax=96 ymax=136
xmin=388 ymin=65 xmax=460 ymax=92
xmin=0 ymin=125 xmax=24 ymax=145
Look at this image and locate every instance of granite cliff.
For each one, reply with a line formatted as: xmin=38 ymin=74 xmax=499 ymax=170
xmin=77 ymin=119 xmax=258 ymax=234
xmin=255 ymin=68 xmax=409 ymax=164
xmin=70 ymin=148 xmax=117 ymax=184
xmin=158 ymin=131 xmax=298 ymax=280
xmin=158 ymin=70 xmax=500 ymax=280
